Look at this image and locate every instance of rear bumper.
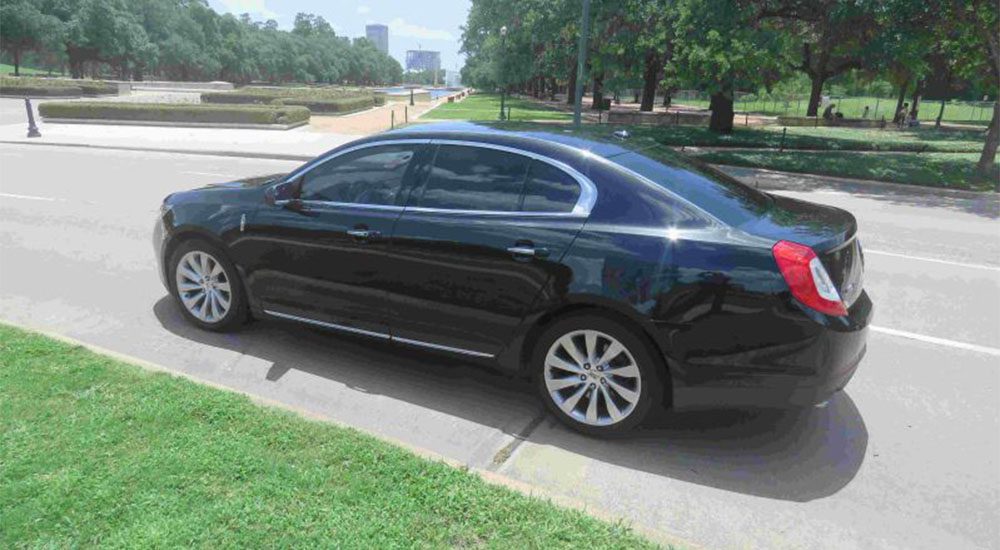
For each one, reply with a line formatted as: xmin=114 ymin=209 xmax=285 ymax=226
xmin=669 ymin=291 xmax=873 ymax=410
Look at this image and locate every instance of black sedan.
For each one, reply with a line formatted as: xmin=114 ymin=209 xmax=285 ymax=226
xmin=154 ymin=122 xmax=871 ymax=435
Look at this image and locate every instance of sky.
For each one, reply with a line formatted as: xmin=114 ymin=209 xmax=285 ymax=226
xmin=207 ymin=0 xmax=472 ymax=72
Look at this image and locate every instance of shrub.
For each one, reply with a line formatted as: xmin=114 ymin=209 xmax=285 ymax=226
xmin=0 ymin=77 xmax=116 ymax=97
xmin=201 ymin=86 xmax=380 ymax=113
xmin=38 ymin=102 xmax=310 ymax=125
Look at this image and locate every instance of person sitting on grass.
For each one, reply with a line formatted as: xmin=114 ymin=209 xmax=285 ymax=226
xmin=822 ymin=103 xmax=837 ymax=120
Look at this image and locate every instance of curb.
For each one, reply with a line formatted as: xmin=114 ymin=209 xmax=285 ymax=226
xmin=0 ymin=318 xmax=695 ymax=550
xmin=0 ymin=139 xmax=314 ymax=162
xmin=715 ymin=164 xmax=999 ymax=200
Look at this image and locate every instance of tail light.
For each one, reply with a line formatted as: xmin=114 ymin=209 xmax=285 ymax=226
xmin=772 ymin=240 xmax=848 ymax=316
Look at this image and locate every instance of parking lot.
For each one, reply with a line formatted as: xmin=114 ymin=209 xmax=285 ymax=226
xmin=1 ymin=143 xmax=997 ymax=549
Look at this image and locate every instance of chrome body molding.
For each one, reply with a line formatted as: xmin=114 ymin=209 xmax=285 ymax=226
xmin=263 ymin=309 xmax=495 ymax=358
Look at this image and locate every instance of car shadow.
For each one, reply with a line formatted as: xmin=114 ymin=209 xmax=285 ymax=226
xmin=154 ymin=295 xmax=867 ymax=502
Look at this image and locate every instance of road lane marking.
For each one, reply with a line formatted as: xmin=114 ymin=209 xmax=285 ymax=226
xmin=865 ymin=249 xmax=1000 ymax=272
xmin=0 ymin=192 xmax=63 ymax=202
xmin=871 ymin=326 xmax=1000 ymax=357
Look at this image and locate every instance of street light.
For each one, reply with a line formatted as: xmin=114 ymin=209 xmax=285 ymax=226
xmin=499 ymin=25 xmax=508 ymax=121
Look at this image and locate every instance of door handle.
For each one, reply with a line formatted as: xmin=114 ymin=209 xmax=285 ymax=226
xmin=507 ymin=246 xmax=550 ymax=259
xmin=348 ymin=229 xmax=381 ymax=241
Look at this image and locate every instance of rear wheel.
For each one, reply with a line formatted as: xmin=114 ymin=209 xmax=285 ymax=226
xmin=533 ymin=313 xmax=662 ymax=436
xmin=169 ymin=239 xmax=247 ymax=332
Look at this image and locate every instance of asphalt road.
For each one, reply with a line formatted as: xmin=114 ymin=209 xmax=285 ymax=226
xmin=1 ymin=144 xmax=998 ymax=549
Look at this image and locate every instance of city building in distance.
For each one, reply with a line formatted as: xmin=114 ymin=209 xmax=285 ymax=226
xmin=405 ymin=50 xmax=441 ymax=73
xmin=365 ymin=24 xmax=388 ymax=54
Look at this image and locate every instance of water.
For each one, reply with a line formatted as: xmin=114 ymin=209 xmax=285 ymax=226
xmin=378 ymin=87 xmax=457 ymax=99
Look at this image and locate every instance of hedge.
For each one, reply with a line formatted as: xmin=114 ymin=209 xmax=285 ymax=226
xmin=38 ymin=102 xmax=310 ymax=125
xmin=0 ymin=77 xmax=117 ymax=97
xmin=201 ymin=86 xmax=382 ymax=113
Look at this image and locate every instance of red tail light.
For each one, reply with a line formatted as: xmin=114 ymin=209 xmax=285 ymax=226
xmin=772 ymin=240 xmax=848 ymax=317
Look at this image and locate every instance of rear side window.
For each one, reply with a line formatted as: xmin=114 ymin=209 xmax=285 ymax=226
xmin=300 ymin=144 xmax=416 ymax=206
xmin=521 ymin=161 xmax=581 ymax=213
xmin=416 ymin=145 xmax=529 ymax=211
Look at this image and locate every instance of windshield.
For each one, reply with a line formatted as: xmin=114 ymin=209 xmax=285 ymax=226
xmin=606 ymin=144 xmax=773 ymax=226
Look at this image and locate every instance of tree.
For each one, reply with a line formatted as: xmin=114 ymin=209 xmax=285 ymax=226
xmin=672 ymin=0 xmax=791 ymax=132
xmin=0 ymin=0 xmax=62 ymax=75
xmin=761 ymin=0 xmax=881 ymax=116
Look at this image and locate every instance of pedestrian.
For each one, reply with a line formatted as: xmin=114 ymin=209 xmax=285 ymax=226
xmin=862 ymin=105 xmax=870 ymax=118
xmin=895 ymin=102 xmax=909 ymax=127
xmin=822 ymin=103 xmax=837 ymax=121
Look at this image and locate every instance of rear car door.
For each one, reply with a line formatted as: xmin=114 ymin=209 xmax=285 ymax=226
xmin=239 ymin=141 xmax=428 ymax=336
xmin=384 ymin=142 xmax=592 ymax=357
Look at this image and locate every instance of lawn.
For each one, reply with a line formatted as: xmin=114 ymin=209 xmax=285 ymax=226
xmin=674 ymin=95 xmax=993 ymax=126
xmin=0 ymin=324 xmax=657 ymax=548
xmin=0 ymin=63 xmax=53 ymax=76
xmin=629 ymin=125 xmax=988 ymax=153
xmin=423 ymin=93 xmax=572 ymax=121
xmin=692 ymin=150 xmax=999 ymax=192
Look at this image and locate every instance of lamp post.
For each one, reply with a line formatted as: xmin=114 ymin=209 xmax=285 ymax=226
xmin=499 ymin=25 xmax=508 ymax=121
xmin=572 ymin=0 xmax=591 ymax=128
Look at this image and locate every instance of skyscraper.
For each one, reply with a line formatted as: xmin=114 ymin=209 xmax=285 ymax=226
xmin=365 ymin=24 xmax=388 ymax=54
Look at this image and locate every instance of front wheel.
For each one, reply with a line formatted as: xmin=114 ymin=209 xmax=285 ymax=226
xmin=169 ymin=239 xmax=248 ymax=332
xmin=533 ymin=313 xmax=663 ymax=436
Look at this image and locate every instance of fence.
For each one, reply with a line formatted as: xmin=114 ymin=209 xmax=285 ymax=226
xmin=670 ymin=89 xmax=993 ymax=125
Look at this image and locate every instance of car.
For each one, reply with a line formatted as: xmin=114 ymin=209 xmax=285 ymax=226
xmin=154 ymin=122 xmax=872 ymax=436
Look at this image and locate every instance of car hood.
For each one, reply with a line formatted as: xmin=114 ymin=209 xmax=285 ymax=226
xmin=204 ymin=173 xmax=287 ymax=190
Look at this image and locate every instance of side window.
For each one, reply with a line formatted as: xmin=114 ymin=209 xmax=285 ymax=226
xmin=521 ymin=161 xmax=581 ymax=213
xmin=300 ymin=145 xmax=417 ymax=206
xmin=417 ymin=145 xmax=529 ymax=211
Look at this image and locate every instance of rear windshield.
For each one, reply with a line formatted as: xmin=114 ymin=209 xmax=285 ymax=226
xmin=607 ymin=145 xmax=772 ymax=225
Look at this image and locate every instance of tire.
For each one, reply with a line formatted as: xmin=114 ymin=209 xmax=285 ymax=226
xmin=532 ymin=313 xmax=664 ymax=436
xmin=168 ymin=238 xmax=248 ymax=332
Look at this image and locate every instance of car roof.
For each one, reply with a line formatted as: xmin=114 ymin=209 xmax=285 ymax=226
xmin=378 ymin=122 xmax=634 ymax=158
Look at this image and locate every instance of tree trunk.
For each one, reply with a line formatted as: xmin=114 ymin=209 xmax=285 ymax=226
xmin=910 ymin=79 xmax=924 ymax=118
xmin=977 ymin=101 xmax=999 ymax=185
xmin=566 ymin=63 xmax=577 ymax=104
xmin=894 ymin=79 xmax=908 ymax=121
xmin=709 ymin=91 xmax=734 ymax=133
xmin=935 ymin=98 xmax=946 ymax=128
xmin=663 ymin=89 xmax=672 ymax=108
xmin=549 ymin=77 xmax=557 ymax=100
xmin=806 ymin=75 xmax=825 ymax=116
xmin=12 ymin=50 xmax=20 ymax=76
xmin=590 ymin=72 xmax=604 ymax=110
xmin=640 ymin=49 xmax=660 ymax=112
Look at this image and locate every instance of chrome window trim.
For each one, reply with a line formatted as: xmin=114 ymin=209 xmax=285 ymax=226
xmin=273 ymin=137 xmax=597 ymax=218
xmin=263 ymin=309 xmax=495 ymax=358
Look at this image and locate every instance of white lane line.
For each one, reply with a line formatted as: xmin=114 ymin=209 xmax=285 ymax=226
xmin=181 ymin=171 xmax=236 ymax=178
xmin=871 ymin=326 xmax=1000 ymax=357
xmin=865 ymin=249 xmax=1000 ymax=272
xmin=0 ymin=192 xmax=63 ymax=202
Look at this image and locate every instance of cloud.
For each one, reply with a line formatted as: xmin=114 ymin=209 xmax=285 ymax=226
xmin=357 ymin=5 xmax=371 ymax=14
xmin=388 ymin=17 xmax=454 ymax=41
xmin=215 ymin=0 xmax=276 ymax=18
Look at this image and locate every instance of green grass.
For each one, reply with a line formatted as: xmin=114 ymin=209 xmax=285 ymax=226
xmin=424 ymin=93 xmax=572 ymax=121
xmin=0 ymin=324 xmax=657 ymax=548
xmin=674 ymin=95 xmax=993 ymax=125
xmin=0 ymin=63 xmax=52 ymax=76
xmin=627 ymin=125 xmax=987 ymax=153
xmin=693 ymin=150 xmax=999 ymax=192
xmin=38 ymin=102 xmax=310 ymax=125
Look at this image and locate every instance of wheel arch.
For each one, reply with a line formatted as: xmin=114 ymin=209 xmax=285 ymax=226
xmin=161 ymin=226 xmax=232 ymax=289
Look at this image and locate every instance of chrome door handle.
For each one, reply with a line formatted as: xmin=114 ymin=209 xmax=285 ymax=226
xmin=507 ymin=246 xmax=550 ymax=258
xmin=348 ymin=229 xmax=380 ymax=240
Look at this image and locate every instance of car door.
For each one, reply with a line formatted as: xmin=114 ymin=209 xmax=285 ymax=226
xmin=237 ymin=140 xmax=429 ymax=336
xmin=383 ymin=142 xmax=592 ymax=357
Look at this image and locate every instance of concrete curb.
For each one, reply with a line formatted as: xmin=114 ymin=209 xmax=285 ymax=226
xmin=0 ymin=140 xmax=314 ymax=162
xmin=715 ymin=164 xmax=999 ymax=200
xmin=41 ymin=118 xmax=309 ymax=131
xmin=0 ymin=318 xmax=696 ymax=550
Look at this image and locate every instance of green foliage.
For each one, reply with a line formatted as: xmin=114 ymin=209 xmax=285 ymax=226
xmin=0 ymin=325 xmax=657 ymax=548
xmin=0 ymin=76 xmax=116 ymax=96
xmin=201 ymin=87 xmax=381 ymax=114
xmin=37 ymin=102 xmax=311 ymax=125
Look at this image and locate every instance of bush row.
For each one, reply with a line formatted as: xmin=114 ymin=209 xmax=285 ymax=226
xmin=0 ymin=77 xmax=118 ymax=97
xmin=201 ymin=86 xmax=383 ymax=113
xmin=38 ymin=102 xmax=310 ymax=125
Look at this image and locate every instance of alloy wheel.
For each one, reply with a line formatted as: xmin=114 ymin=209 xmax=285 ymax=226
xmin=543 ymin=329 xmax=642 ymax=427
xmin=175 ymin=250 xmax=232 ymax=323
